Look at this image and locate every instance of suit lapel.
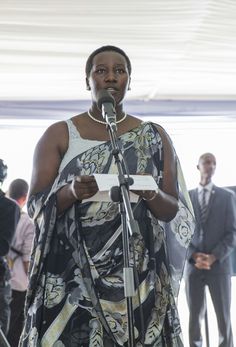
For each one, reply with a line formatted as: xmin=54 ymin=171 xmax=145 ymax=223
xmin=205 ymin=185 xmax=216 ymax=222
xmin=192 ymin=188 xmax=201 ymax=222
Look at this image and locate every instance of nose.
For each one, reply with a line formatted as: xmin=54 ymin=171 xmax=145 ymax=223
xmin=104 ymin=70 xmax=117 ymax=82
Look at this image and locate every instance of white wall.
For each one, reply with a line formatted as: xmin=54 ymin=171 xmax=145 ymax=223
xmin=0 ymin=119 xmax=54 ymax=191
xmin=145 ymin=115 xmax=236 ymax=189
xmin=1 ymin=115 xmax=236 ymax=192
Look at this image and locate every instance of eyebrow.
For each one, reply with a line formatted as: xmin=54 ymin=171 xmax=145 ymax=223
xmin=94 ymin=63 xmax=126 ymax=68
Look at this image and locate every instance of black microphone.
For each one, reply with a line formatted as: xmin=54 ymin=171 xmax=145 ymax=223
xmin=97 ymin=89 xmax=117 ymax=131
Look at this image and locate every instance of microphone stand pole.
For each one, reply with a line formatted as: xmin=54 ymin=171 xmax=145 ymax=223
xmin=107 ymin=124 xmax=140 ymax=347
xmin=0 ymin=328 xmax=11 ymax=347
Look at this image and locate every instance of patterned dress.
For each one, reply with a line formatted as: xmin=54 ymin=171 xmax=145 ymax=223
xmin=20 ymin=121 xmax=194 ymax=347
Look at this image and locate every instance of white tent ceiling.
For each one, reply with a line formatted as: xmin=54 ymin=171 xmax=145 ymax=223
xmin=1 ymin=0 xmax=236 ymax=102
xmin=1 ymin=0 xmax=236 ymax=192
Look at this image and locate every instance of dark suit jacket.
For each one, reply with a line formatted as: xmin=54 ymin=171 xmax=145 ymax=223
xmin=0 ymin=189 xmax=20 ymax=256
xmin=186 ymin=185 xmax=236 ymax=275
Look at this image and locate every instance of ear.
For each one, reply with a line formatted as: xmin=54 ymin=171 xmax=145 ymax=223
xmin=86 ymin=77 xmax=91 ymax=91
xmin=128 ymin=77 xmax=131 ymax=91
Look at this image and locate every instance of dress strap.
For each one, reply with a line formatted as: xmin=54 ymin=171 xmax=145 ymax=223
xmin=65 ymin=119 xmax=82 ymax=140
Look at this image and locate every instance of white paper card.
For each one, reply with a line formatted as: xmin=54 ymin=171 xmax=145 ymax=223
xmin=84 ymin=174 xmax=158 ymax=202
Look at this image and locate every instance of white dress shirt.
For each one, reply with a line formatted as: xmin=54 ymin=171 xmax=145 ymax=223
xmin=198 ymin=181 xmax=213 ymax=206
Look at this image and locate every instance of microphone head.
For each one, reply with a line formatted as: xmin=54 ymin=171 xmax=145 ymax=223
xmin=97 ymin=89 xmax=115 ymax=110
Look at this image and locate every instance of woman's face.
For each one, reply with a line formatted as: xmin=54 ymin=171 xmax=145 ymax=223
xmin=87 ymin=51 xmax=131 ymax=107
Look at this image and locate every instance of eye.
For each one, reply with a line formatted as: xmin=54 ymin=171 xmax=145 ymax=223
xmin=95 ymin=68 xmax=106 ymax=74
xmin=115 ymin=68 xmax=125 ymax=74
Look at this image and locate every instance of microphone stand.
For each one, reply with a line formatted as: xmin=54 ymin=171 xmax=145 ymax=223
xmin=0 ymin=328 xmax=11 ymax=347
xmin=106 ymin=124 xmax=140 ymax=347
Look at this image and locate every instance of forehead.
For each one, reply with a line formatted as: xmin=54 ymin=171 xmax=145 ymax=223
xmin=92 ymin=51 xmax=127 ymax=66
xmin=200 ymin=155 xmax=216 ymax=164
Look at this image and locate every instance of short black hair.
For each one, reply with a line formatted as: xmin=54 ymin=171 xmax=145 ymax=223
xmin=198 ymin=153 xmax=216 ymax=164
xmin=8 ymin=178 xmax=29 ymax=200
xmin=85 ymin=45 xmax=132 ymax=77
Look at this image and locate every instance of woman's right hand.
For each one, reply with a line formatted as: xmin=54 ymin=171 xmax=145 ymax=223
xmin=70 ymin=175 xmax=98 ymax=201
xmin=56 ymin=175 xmax=98 ymax=214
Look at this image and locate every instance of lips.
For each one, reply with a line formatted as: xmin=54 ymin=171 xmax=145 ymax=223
xmin=106 ymin=87 xmax=118 ymax=93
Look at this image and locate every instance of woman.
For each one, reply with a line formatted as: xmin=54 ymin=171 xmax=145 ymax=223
xmin=20 ymin=46 xmax=194 ymax=346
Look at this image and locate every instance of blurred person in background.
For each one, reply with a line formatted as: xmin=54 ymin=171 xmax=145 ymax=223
xmin=0 ymin=159 xmax=20 ymax=336
xmin=185 ymin=153 xmax=236 ymax=347
xmin=7 ymin=178 xmax=34 ymax=347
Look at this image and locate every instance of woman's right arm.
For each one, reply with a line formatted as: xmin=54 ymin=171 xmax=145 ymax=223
xmin=29 ymin=121 xmax=98 ymax=214
xmin=29 ymin=121 xmax=68 ymax=197
xmin=29 ymin=121 xmax=76 ymax=213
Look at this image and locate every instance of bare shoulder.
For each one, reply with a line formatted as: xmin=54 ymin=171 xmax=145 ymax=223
xmin=127 ymin=114 xmax=143 ymax=125
xmin=122 ymin=114 xmax=143 ymax=132
xmin=41 ymin=120 xmax=68 ymax=140
xmin=37 ymin=120 xmax=69 ymax=155
xmin=30 ymin=120 xmax=70 ymax=195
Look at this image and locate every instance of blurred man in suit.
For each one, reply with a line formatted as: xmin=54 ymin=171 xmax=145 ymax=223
xmin=185 ymin=152 xmax=236 ymax=347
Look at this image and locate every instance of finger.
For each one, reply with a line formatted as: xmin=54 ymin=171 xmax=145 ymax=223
xmin=76 ymin=175 xmax=96 ymax=183
xmin=136 ymin=172 xmax=152 ymax=176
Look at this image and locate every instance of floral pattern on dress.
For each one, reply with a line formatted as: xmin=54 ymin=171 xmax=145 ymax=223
xmin=20 ymin=122 xmax=194 ymax=347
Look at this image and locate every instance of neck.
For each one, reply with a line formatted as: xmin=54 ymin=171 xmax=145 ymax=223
xmin=87 ymin=106 xmax=127 ymax=127
xmin=17 ymin=196 xmax=26 ymax=208
xmin=90 ymin=104 xmax=124 ymax=118
xmin=200 ymin=177 xmax=211 ymax=186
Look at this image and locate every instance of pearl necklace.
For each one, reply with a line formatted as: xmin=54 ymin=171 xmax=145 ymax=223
xmin=87 ymin=110 xmax=127 ymax=125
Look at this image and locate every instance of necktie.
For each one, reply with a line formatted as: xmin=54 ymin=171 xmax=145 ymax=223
xmin=200 ymin=188 xmax=208 ymax=223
